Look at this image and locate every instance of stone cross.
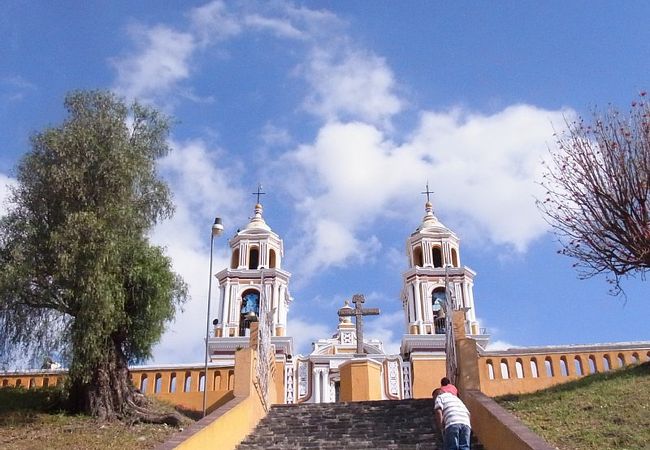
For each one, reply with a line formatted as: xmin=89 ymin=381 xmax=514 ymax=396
xmin=338 ymin=294 xmax=380 ymax=355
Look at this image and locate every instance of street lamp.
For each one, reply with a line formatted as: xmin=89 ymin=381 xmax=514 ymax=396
xmin=203 ymin=217 xmax=224 ymax=418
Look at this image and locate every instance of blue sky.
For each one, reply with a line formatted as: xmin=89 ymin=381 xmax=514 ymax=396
xmin=1 ymin=1 xmax=648 ymax=365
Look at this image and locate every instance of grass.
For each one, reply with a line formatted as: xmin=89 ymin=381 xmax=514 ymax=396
xmin=0 ymin=387 xmax=191 ymax=450
xmin=497 ymin=362 xmax=650 ymax=450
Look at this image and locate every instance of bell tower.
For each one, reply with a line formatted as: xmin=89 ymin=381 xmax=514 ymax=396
xmin=400 ymin=189 xmax=488 ymax=359
xmin=209 ymin=197 xmax=294 ymax=362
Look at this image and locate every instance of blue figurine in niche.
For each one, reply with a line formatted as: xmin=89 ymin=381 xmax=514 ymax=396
xmin=241 ymin=291 xmax=260 ymax=315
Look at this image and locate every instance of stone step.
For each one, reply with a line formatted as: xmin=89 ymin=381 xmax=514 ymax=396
xmin=237 ymin=399 xmax=483 ymax=450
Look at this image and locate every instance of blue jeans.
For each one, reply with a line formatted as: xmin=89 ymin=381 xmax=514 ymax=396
xmin=443 ymin=423 xmax=471 ymax=450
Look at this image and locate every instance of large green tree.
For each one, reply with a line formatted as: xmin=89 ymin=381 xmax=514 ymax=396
xmin=0 ymin=91 xmax=187 ymax=423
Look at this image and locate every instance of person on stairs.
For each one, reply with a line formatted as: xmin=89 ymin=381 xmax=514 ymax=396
xmin=440 ymin=377 xmax=459 ymax=396
xmin=432 ymin=388 xmax=472 ymax=450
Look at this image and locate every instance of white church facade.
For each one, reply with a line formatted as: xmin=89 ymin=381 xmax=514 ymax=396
xmin=207 ymin=193 xmax=490 ymax=402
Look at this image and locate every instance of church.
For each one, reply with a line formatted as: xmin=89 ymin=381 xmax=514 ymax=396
xmin=3 ymin=191 xmax=649 ymax=448
xmin=208 ymin=193 xmax=489 ymax=403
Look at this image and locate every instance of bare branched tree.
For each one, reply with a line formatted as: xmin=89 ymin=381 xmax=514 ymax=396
xmin=538 ymin=93 xmax=650 ymax=294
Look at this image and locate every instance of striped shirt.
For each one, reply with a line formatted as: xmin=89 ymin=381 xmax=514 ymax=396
xmin=434 ymin=392 xmax=471 ymax=429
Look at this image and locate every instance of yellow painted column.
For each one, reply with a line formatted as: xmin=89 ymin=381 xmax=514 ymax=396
xmin=339 ymin=358 xmax=382 ymax=401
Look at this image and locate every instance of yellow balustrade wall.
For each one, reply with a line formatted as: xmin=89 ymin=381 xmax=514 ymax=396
xmin=1 ymin=365 xmax=235 ymax=413
xmin=0 ymin=371 xmax=66 ymax=389
xmin=476 ymin=347 xmax=650 ymax=397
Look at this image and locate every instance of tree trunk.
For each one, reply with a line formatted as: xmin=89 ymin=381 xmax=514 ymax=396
xmin=69 ymin=338 xmax=183 ymax=426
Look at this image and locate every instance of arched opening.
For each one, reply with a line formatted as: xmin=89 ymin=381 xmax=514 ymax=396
xmin=170 ymin=373 xmax=177 ymax=393
xmin=544 ymin=358 xmax=554 ymax=377
xmin=1 ymin=379 xmax=8 ymax=387
xmin=432 ymin=247 xmax=443 ymax=268
xmin=29 ymin=378 xmax=36 ymax=389
xmin=647 ymin=351 xmax=650 ymax=361
xmin=617 ymin=354 xmax=625 ymax=368
xmin=413 ymin=246 xmax=423 ymax=267
xmin=574 ymin=356 xmax=583 ymax=376
xmin=15 ymin=379 xmax=22 ymax=388
xmin=248 ymin=247 xmax=259 ymax=269
xmin=140 ymin=374 xmax=148 ymax=393
xmin=269 ymin=249 xmax=277 ymax=268
xmin=231 ymin=248 xmax=240 ymax=269
xmin=500 ymin=359 xmax=510 ymax=379
xmin=43 ymin=378 xmax=50 ymax=388
xmin=239 ymin=289 xmax=261 ymax=336
xmin=588 ymin=355 xmax=597 ymax=374
xmin=184 ymin=372 xmax=192 ymax=392
xmin=515 ymin=359 xmax=524 ymax=379
xmin=486 ymin=360 xmax=495 ymax=380
xmin=431 ymin=287 xmax=447 ymax=334
xmin=214 ymin=372 xmax=222 ymax=390
xmin=632 ymin=353 xmax=640 ymax=364
xmin=199 ymin=372 xmax=206 ymax=392
xmin=451 ymin=248 xmax=459 ymax=267
xmin=603 ymin=355 xmax=611 ymax=371
xmin=228 ymin=371 xmax=235 ymax=390
xmin=560 ymin=357 xmax=569 ymax=376
xmin=530 ymin=358 xmax=539 ymax=378
xmin=155 ymin=374 xmax=162 ymax=393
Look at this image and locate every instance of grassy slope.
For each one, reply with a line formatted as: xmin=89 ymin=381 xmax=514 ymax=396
xmin=497 ymin=362 xmax=650 ymax=450
xmin=0 ymin=387 xmax=185 ymax=450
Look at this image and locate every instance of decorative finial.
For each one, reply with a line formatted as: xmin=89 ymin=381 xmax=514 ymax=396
xmin=252 ymin=183 xmax=266 ymax=205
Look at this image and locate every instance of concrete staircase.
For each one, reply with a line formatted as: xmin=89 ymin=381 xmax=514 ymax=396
xmin=237 ymin=399 xmax=483 ymax=450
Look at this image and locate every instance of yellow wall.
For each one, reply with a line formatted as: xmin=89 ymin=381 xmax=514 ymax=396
xmin=476 ymin=349 xmax=650 ymax=397
xmin=339 ymin=358 xmax=383 ymax=401
xmin=0 ymin=372 xmax=65 ymax=389
xmin=463 ymin=389 xmax=556 ymax=450
xmin=170 ymin=348 xmax=270 ymax=450
xmin=410 ymin=358 xmax=446 ymax=398
xmin=0 ymin=365 xmax=236 ymax=413
xmin=273 ymin=360 xmax=285 ymax=404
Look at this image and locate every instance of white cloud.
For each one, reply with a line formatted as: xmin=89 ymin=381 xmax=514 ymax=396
xmin=365 ymin=309 xmax=403 ymax=355
xmin=244 ymin=14 xmax=304 ymax=39
xmin=0 ymin=75 xmax=36 ymax=102
xmin=112 ymin=24 xmax=195 ymax=101
xmin=302 ymin=48 xmax=403 ymax=124
xmin=149 ymin=140 xmax=247 ymax=363
xmin=188 ymin=0 xmax=242 ymax=45
xmin=260 ymin=123 xmax=293 ymax=147
xmin=288 ymin=316 xmax=331 ymax=355
xmin=0 ymin=174 xmax=16 ymax=217
xmin=280 ymin=105 xmax=573 ymax=277
xmin=485 ymin=340 xmax=515 ymax=351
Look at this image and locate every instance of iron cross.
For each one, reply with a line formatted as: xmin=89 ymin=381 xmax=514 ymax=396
xmin=338 ymin=294 xmax=380 ymax=355
xmin=421 ymin=181 xmax=434 ymax=203
xmin=252 ymin=184 xmax=266 ymax=204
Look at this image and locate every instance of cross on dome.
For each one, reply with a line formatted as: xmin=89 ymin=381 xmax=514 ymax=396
xmin=252 ymin=183 xmax=266 ymax=205
xmin=421 ymin=181 xmax=434 ymax=204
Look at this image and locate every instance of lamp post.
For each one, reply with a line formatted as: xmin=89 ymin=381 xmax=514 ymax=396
xmin=444 ymin=263 xmax=458 ymax=386
xmin=203 ymin=217 xmax=224 ymax=418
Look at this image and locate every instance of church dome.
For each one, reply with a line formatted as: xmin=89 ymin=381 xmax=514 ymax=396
xmin=415 ymin=201 xmax=450 ymax=233
xmin=244 ymin=203 xmax=271 ymax=232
